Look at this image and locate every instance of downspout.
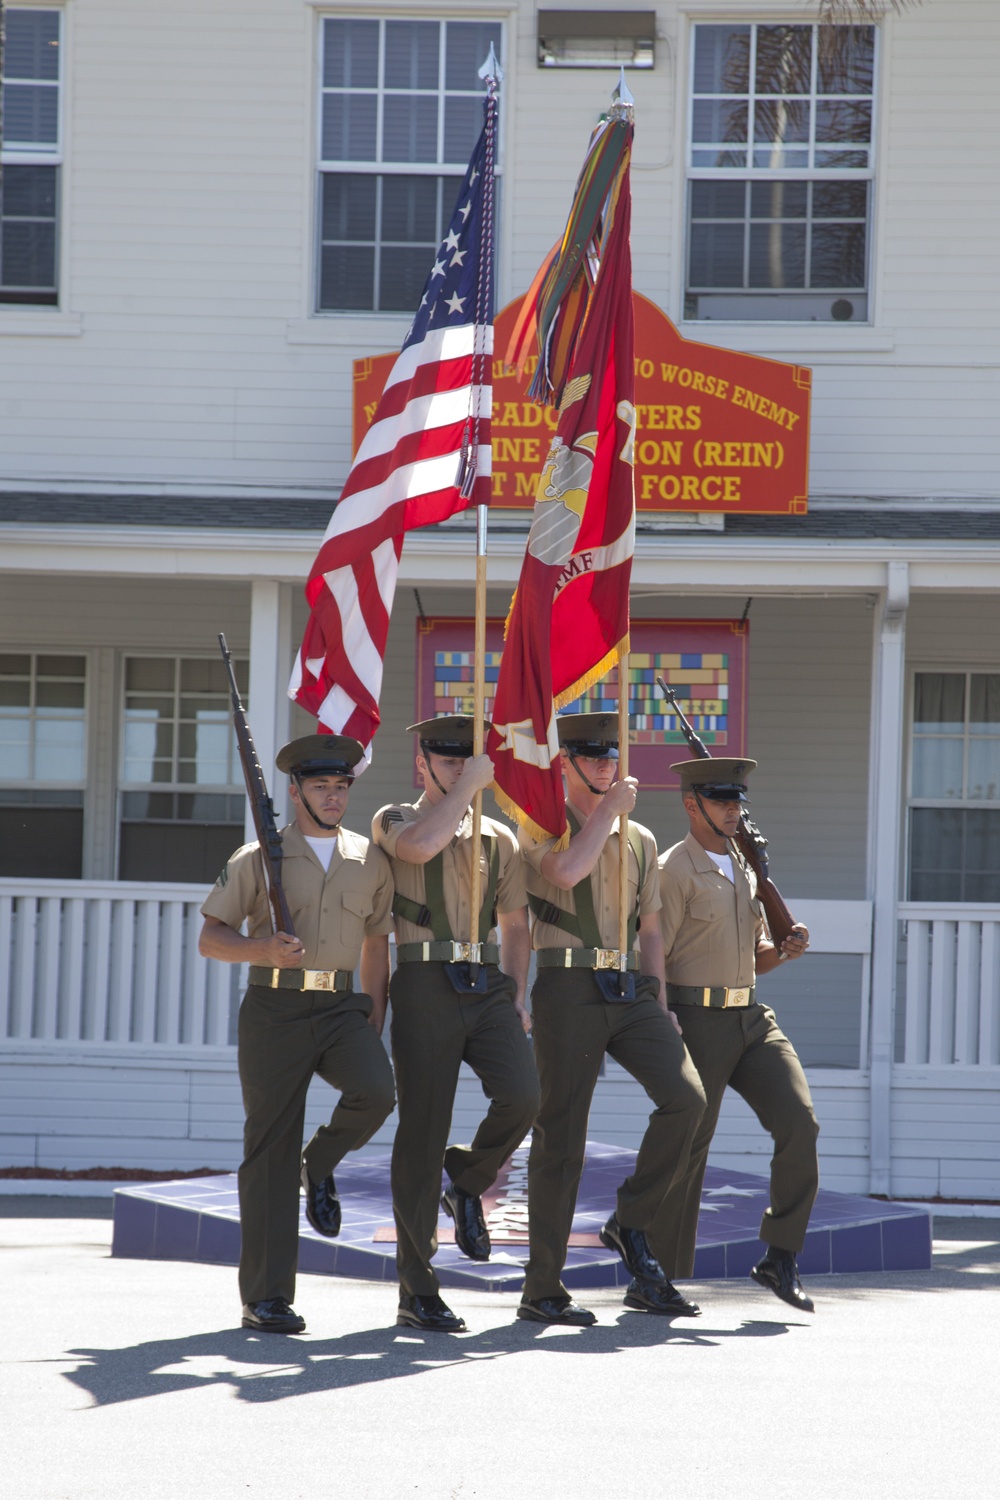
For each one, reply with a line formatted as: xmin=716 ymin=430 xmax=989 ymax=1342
xmin=867 ymin=559 xmax=909 ymax=1195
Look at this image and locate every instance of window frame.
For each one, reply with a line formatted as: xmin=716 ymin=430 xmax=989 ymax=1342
xmin=115 ymin=653 xmax=249 ymax=883
xmin=0 ymin=648 xmax=87 ymax=791
xmin=314 ymin=11 xmax=504 ymax=316
xmin=905 ymin=667 xmax=1000 ymax=905
xmin=0 ymin=647 xmax=88 ymax=880
xmin=0 ymin=4 xmax=64 ymax=306
xmin=683 ymin=18 xmax=878 ymax=325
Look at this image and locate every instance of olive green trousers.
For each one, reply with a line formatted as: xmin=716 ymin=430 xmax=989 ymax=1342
xmin=389 ymin=962 xmax=540 ymax=1297
xmin=523 ymin=970 xmax=706 ymax=1303
xmin=237 ymin=983 xmax=395 ymax=1306
xmin=650 ymin=1002 xmax=820 ymax=1279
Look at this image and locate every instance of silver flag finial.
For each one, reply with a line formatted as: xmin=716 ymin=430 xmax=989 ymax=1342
xmin=611 ymin=67 xmax=635 ymax=114
xmin=479 ymin=43 xmax=504 ymax=89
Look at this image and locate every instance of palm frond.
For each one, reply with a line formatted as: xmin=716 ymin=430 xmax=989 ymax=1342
xmin=819 ymin=0 xmax=919 ymax=23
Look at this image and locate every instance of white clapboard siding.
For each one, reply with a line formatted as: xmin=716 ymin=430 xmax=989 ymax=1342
xmin=2 ymin=1046 xmax=998 ymax=1199
xmin=890 ymin=1073 xmax=1000 ymax=1200
xmin=900 ymin=906 xmax=1000 ymax=1066
xmin=0 ymin=2 xmax=997 ymax=500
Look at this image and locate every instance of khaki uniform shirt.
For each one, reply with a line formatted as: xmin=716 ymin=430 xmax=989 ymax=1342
xmin=372 ymin=795 xmax=525 ymax=945
xmin=201 ymin=822 xmax=394 ymax=970
xmin=658 ymin=831 xmax=764 ymax=989
xmin=520 ymin=805 xmax=660 ymax=952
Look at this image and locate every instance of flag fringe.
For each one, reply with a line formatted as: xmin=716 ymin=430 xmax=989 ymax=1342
xmin=492 ymin=783 xmax=571 ymax=851
xmin=553 ymin=632 xmax=631 ymax=711
xmin=502 ymin=586 xmax=518 ymax=640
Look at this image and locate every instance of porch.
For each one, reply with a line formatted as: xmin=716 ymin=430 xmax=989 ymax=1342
xmin=2 ymin=879 xmax=998 ymax=1199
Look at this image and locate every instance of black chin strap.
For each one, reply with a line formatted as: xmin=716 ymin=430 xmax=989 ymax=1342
xmin=420 ymin=745 xmax=454 ymax=799
xmin=428 ymin=766 xmax=450 ymax=798
xmin=293 ymin=774 xmax=341 ymax=833
xmin=694 ymin=789 xmax=746 ymax=868
xmin=568 ymin=753 xmax=611 ymax=797
xmin=693 ymin=788 xmax=728 ymax=841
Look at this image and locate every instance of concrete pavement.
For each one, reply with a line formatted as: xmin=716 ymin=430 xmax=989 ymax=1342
xmin=3 ymin=1196 xmax=997 ymax=1500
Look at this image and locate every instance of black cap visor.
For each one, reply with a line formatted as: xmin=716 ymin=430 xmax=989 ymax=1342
xmin=419 ymin=740 xmax=476 ymax=759
xmin=564 ymin=741 xmax=619 ymax=760
xmin=293 ymin=760 xmax=356 ymax=780
xmin=692 ymin=783 xmax=748 ymax=802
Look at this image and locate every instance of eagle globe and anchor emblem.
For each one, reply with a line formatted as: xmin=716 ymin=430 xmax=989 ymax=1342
xmin=525 ymin=379 xmax=637 ymax=576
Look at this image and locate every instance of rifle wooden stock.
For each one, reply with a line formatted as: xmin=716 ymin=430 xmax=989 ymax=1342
xmin=219 ymin=633 xmax=295 ymax=938
xmin=729 ymin=835 xmax=797 ymax=950
xmin=656 ymin=676 xmax=797 ymax=949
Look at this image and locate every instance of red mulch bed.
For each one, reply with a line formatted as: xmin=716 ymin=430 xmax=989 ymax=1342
xmin=0 ymin=1167 xmax=225 ymax=1181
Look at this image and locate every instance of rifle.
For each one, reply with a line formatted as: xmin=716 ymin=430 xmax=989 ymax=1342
xmin=656 ymin=676 xmax=797 ymax=948
xmin=219 ymin=633 xmax=295 ymax=938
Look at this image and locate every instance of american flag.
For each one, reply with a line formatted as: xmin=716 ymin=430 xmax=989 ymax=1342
xmin=289 ymin=105 xmax=496 ymax=761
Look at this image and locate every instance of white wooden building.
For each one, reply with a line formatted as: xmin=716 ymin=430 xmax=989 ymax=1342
xmin=1 ymin=0 xmax=998 ymax=1201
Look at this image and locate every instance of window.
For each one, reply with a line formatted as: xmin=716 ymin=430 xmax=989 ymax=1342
xmin=908 ymin=672 xmax=1000 ymax=902
xmin=118 ymin=657 xmax=248 ymax=883
xmin=0 ymin=653 xmax=85 ymax=877
xmin=0 ymin=8 xmax=62 ymax=305
xmin=317 ymin=15 xmax=502 ymax=313
xmin=685 ymin=22 xmax=874 ymax=322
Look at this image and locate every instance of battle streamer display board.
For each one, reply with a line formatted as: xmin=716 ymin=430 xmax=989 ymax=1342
xmin=414 ymin=617 xmax=749 ymax=790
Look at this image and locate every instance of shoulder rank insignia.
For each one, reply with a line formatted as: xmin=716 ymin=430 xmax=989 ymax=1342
xmin=381 ymin=808 xmax=405 ymax=834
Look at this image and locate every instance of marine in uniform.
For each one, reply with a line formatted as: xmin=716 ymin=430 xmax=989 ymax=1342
xmin=652 ymin=756 xmax=818 ymax=1311
xmin=199 ymin=734 xmax=396 ymax=1334
xmin=373 ymin=717 xmax=540 ymax=1334
xmin=517 ymin=713 xmax=707 ymax=1326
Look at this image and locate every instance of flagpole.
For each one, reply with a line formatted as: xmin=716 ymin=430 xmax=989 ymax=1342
xmin=468 ymin=47 xmax=501 ymax=972
xmin=618 ymin=655 xmax=630 ymax=971
xmin=614 ymin=70 xmax=635 ymax=984
xmin=470 ymin=507 xmax=487 ymax=964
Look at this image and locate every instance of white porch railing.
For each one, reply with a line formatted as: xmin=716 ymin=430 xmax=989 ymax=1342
xmin=5 ymin=883 xmax=999 ymax=1070
xmin=0 ymin=879 xmax=239 ymax=1047
xmin=899 ymin=904 xmax=1000 ymax=1066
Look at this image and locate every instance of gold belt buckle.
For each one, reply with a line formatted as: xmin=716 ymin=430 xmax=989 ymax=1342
xmin=448 ymin=941 xmax=479 ymax=963
xmin=726 ymin=986 xmax=750 ymax=1008
xmin=304 ymin=971 xmax=334 ymax=991
xmin=594 ymin=948 xmax=621 ymax=970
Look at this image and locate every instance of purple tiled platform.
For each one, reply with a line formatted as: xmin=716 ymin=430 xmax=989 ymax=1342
xmin=112 ymin=1141 xmax=931 ymax=1292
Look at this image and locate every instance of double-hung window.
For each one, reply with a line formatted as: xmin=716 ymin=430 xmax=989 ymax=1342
xmin=118 ymin=657 xmax=248 ymax=883
xmin=0 ymin=652 xmax=86 ymax=878
xmin=685 ymin=22 xmax=875 ymax=322
xmin=908 ymin=672 xmax=1000 ymax=902
xmin=0 ymin=7 xmax=62 ymax=305
xmin=317 ymin=15 xmax=502 ymax=313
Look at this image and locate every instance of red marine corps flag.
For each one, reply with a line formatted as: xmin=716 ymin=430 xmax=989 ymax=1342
xmin=289 ymin=62 xmax=500 ymax=763
xmin=489 ymin=88 xmax=636 ymax=844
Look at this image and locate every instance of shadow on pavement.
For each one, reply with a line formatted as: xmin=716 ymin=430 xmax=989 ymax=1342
xmin=56 ymin=1313 xmax=797 ymax=1408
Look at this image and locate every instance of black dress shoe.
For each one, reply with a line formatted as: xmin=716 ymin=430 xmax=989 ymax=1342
xmin=516 ymin=1295 xmax=597 ymax=1327
xmin=301 ymin=1161 xmax=341 ymax=1238
xmin=396 ymin=1293 xmax=467 ymax=1332
xmin=241 ymin=1298 xmax=306 ymax=1333
xmin=441 ymin=1181 xmax=491 ymax=1261
xmin=751 ymin=1248 xmax=815 ymax=1313
xmin=599 ymin=1214 xmax=666 ymax=1283
xmin=623 ymin=1276 xmax=701 ymax=1318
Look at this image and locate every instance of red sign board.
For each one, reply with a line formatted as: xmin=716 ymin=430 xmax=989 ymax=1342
xmin=353 ymin=294 xmax=810 ymax=514
xmin=415 ymin=616 xmax=748 ymax=791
